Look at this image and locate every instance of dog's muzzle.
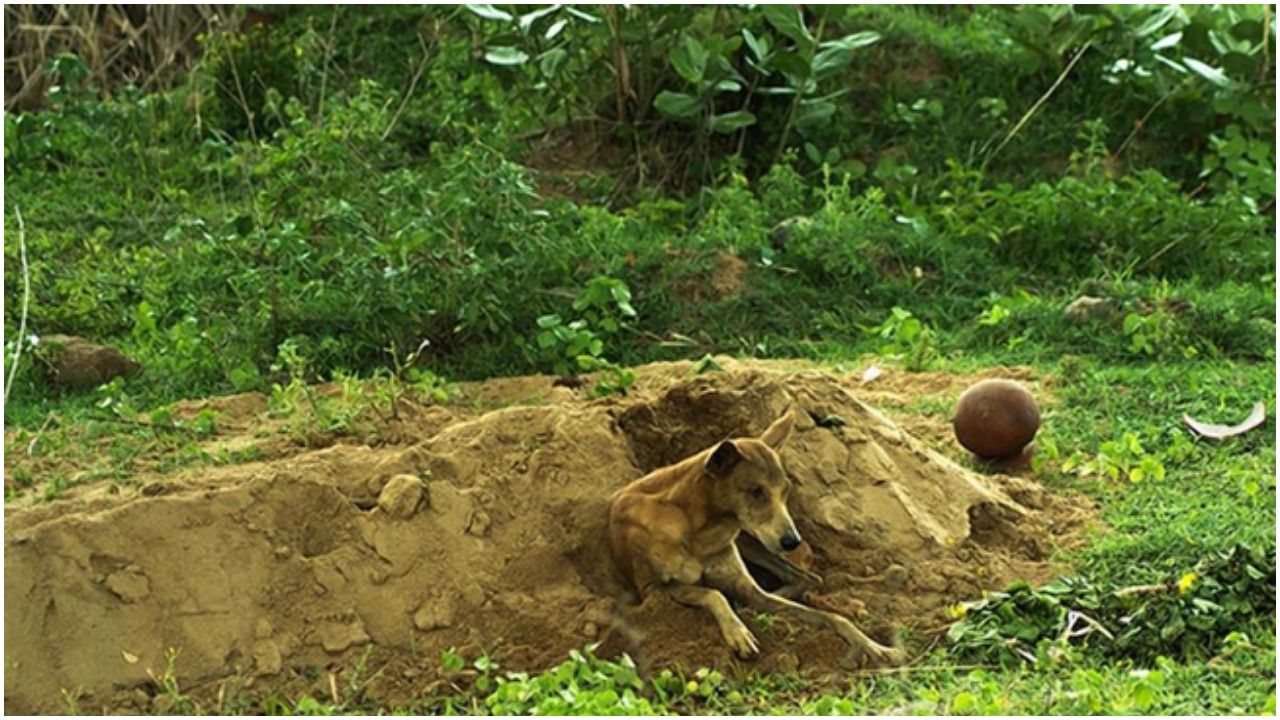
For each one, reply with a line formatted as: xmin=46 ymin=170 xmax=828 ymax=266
xmin=780 ymin=534 xmax=802 ymax=552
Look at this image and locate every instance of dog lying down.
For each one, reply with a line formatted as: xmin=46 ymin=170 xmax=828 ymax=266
xmin=609 ymin=410 xmax=904 ymax=665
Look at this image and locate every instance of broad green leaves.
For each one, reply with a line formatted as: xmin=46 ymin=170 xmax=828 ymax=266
xmin=653 ymin=91 xmax=701 ymax=120
xmin=1181 ymin=57 xmax=1232 ymax=88
xmin=670 ymin=35 xmax=710 ymax=84
xmin=653 ymin=5 xmax=879 ymax=151
xmin=709 ymin=110 xmax=757 ymax=134
xmin=465 ymin=4 xmax=512 ymax=22
xmin=1131 ymin=4 xmax=1179 ymax=38
xmin=483 ymin=47 xmax=529 ymax=66
xmin=810 ymin=31 xmax=880 ymax=78
xmin=762 ymin=4 xmax=813 ymax=47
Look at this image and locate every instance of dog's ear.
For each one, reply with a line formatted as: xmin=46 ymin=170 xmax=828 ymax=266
xmin=705 ymin=440 xmax=744 ymax=477
xmin=760 ymin=410 xmax=796 ymax=449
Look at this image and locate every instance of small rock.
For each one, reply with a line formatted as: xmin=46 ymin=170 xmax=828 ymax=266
xmin=582 ymin=622 xmax=598 ymax=638
xmin=466 ymin=510 xmax=492 ymax=537
xmin=770 ymin=216 xmax=811 ymax=252
xmin=132 ymin=688 xmax=150 ymax=708
xmin=151 ymin=694 xmax=175 ymax=714
xmin=104 ymin=568 xmax=151 ymax=603
xmin=413 ymin=595 xmax=459 ymax=631
xmin=318 ymin=620 xmax=369 ymax=654
xmin=253 ymin=640 xmax=283 ymax=675
xmin=36 ymin=334 xmax=141 ymax=388
xmin=1064 ymin=295 xmax=1116 ymax=321
xmin=378 ymin=475 xmax=425 ymax=519
xmin=365 ymin=475 xmax=390 ymax=495
xmin=547 ymin=387 xmax=577 ymax=404
xmin=273 ymin=545 xmax=292 ymax=559
xmin=255 ymin=618 xmax=274 ymax=639
xmin=884 ymin=564 xmax=909 ymax=589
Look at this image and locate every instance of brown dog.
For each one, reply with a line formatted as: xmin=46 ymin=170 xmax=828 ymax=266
xmin=609 ymin=410 xmax=903 ymax=664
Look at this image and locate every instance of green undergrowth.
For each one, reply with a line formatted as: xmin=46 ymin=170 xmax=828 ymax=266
xmin=4 ymin=5 xmax=1274 ymax=423
xmin=4 ymin=128 xmax=1273 ymax=424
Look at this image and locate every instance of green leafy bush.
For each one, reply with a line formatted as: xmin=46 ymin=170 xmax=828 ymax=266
xmin=947 ymin=544 xmax=1277 ymax=665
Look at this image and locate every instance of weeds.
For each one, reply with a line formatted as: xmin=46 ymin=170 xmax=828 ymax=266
xmin=535 ymin=276 xmax=638 ymax=396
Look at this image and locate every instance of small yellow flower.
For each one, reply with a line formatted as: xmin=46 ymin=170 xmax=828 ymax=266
xmin=1177 ymin=572 xmax=1197 ymax=594
xmin=948 ymin=603 xmax=968 ymax=619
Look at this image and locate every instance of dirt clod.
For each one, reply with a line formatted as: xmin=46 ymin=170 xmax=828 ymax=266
xmin=318 ymin=619 xmax=370 ymax=654
xmin=35 ymin=334 xmax=141 ymax=388
xmin=378 ymin=474 xmax=425 ymax=519
xmin=103 ymin=566 xmax=151 ymax=602
xmin=2 ymin=358 xmax=1091 ymax=713
xmin=253 ymin=640 xmax=284 ymax=675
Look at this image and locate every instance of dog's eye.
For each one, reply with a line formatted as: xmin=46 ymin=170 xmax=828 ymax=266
xmin=751 ymin=487 xmax=767 ymax=502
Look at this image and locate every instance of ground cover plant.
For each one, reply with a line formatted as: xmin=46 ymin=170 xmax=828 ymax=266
xmin=3 ymin=3 xmax=1275 ymax=715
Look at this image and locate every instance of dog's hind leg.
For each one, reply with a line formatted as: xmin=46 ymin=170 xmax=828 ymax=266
xmin=663 ymin=584 xmax=759 ymax=659
xmin=705 ymin=548 xmax=904 ymax=666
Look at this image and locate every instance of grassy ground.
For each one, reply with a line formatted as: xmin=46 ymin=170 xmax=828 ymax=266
xmin=8 ymin=346 xmax=1275 ymax=715
xmin=399 ymin=352 xmax=1276 ymax=716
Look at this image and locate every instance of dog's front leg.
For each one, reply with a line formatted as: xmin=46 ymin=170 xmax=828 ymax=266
xmin=707 ymin=548 xmax=904 ymax=666
xmin=662 ymin=584 xmax=760 ymax=659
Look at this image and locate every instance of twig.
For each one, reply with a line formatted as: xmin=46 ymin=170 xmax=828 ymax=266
xmin=1114 ymin=88 xmax=1175 ymax=160
xmin=4 ymin=206 xmax=31 ymax=405
xmin=26 ymin=412 xmax=58 ymax=456
xmin=1112 ymin=581 xmax=1173 ymax=598
xmin=1061 ymin=609 xmax=1115 ymax=642
xmin=774 ymin=16 xmax=827 ymax=167
xmin=1140 ymin=213 xmax=1225 ymax=272
xmin=984 ymin=42 xmax=1093 ymax=170
xmin=316 ymin=6 xmax=340 ymax=128
xmin=1206 ymin=659 xmax=1274 ymax=678
xmin=1261 ymin=5 xmax=1272 ymax=85
xmin=604 ymin=6 xmax=633 ymax=125
xmin=382 ymin=32 xmax=435 ymax=141
xmin=223 ymin=35 xmax=259 ymax=144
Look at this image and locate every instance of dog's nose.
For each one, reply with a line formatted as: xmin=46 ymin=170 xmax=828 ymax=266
xmin=780 ymin=534 xmax=802 ymax=552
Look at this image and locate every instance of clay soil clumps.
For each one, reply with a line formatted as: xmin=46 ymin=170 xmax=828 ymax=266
xmin=4 ymin=359 xmax=1090 ymax=713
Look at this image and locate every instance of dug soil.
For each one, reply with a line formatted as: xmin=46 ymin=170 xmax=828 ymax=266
xmin=4 ymin=358 xmax=1094 ymax=713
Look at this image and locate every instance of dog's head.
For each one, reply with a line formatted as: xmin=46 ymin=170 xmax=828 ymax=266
xmin=704 ymin=411 xmax=802 ymax=554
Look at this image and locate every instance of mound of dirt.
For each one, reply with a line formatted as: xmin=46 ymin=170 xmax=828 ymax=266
xmin=35 ymin=334 xmax=141 ymax=388
xmin=3 ymin=359 xmax=1089 ymax=713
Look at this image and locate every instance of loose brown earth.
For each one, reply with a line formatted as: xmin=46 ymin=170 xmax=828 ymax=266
xmin=3 ymin=358 xmax=1095 ymax=713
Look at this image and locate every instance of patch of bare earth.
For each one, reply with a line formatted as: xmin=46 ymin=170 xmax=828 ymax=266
xmin=3 ymin=358 xmax=1095 ymax=713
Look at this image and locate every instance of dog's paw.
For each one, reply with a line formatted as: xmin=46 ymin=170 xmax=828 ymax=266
xmin=723 ymin=622 xmax=760 ymax=659
xmin=863 ymin=641 xmax=906 ymax=666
